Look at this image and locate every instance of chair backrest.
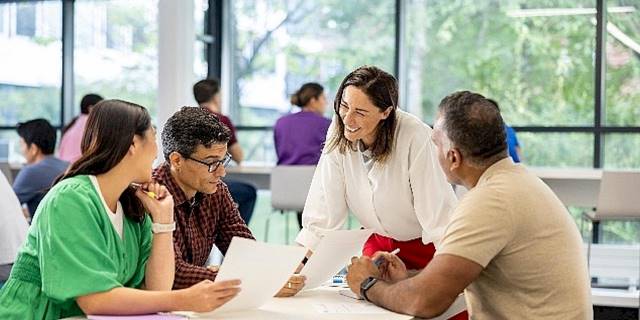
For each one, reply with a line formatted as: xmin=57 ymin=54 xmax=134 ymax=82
xmin=594 ymin=171 xmax=640 ymax=219
xmin=270 ymin=165 xmax=316 ymax=211
xmin=585 ymin=244 xmax=640 ymax=287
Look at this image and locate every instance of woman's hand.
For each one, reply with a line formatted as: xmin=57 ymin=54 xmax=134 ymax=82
xmin=274 ymin=274 xmax=306 ymax=297
xmin=176 ymin=279 xmax=241 ymax=312
xmin=134 ymin=182 xmax=174 ymax=224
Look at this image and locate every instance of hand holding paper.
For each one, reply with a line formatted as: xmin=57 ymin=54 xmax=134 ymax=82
xmin=211 ymin=237 xmax=306 ymax=314
xmin=300 ymin=229 xmax=374 ymax=290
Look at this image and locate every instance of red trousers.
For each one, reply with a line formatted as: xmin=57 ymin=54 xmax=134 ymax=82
xmin=363 ymin=233 xmax=468 ymax=320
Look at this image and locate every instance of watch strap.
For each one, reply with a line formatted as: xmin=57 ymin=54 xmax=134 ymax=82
xmin=360 ymin=276 xmax=378 ymax=302
xmin=152 ymin=222 xmax=176 ymax=234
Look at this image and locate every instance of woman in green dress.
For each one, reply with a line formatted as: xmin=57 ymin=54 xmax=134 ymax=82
xmin=0 ymin=100 xmax=241 ymax=319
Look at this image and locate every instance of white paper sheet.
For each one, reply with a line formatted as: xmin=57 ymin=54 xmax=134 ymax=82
xmin=301 ymin=229 xmax=374 ymax=289
xmin=210 ymin=237 xmax=306 ymax=313
xmin=313 ymin=302 xmax=387 ymax=314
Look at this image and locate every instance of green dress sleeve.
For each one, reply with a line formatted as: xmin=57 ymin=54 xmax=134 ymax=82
xmin=36 ymin=182 xmax=122 ymax=303
xmin=124 ymin=214 xmax=153 ymax=289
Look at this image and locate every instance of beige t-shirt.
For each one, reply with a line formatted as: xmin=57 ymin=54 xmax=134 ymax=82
xmin=437 ymin=158 xmax=592 ymax=320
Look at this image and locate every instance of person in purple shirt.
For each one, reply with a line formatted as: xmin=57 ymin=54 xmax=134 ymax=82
xmin=274 ymin=82 xmax=331 ymax=227
xmin=274 ymin=83 xmax=331 ymax=165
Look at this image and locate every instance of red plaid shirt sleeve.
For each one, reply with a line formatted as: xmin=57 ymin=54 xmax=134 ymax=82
xmin=215 ymin=183 xmax=254 ymax=254
xmin=172 ymin=240 xmax=218 ymax=289
xmin=170 ymin=182 xmax=254 ymax=289
xmin=154 ymin=164 xmax=255 ymax=290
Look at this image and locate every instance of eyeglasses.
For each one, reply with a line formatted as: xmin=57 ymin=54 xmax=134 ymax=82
xmin=186 ymin=153 xmax=232 ymax=173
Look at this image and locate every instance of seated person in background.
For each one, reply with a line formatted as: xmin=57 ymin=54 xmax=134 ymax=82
xmin=495 ymin=102 xmax=523 ymax=162
xmin=193 ymin=79 xmax=257 ymax=224
xmin=13 ymin=119 xmax=69 ymax=218
xmin=155 ymin=107 xmax=302 ymax=296
xmin=0 ymin=100 xmax=240 ymax=319
xmin=347 ymin=91 xmax=591 ymax=319
xmin=505 ymin=124 xmax=522 ymax=162
xmin=59 ymin=93 xmax=103 ymax=163
xmin=274 ymin=82 xmax=331 ymax=228
xmin=0 ymin=171 xmax=29 ymax=288
xmin=275 ymin=82 xmax=331 ymax=165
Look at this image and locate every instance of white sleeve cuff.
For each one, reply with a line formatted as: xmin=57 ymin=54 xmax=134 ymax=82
xmin=295 ymin=228 xmax=323 ymax=251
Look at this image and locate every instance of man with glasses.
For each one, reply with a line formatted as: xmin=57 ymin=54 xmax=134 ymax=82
xmin=152 ymin=107 xmax=253 ymax=289
xmin=194 ymin=79 xmax=258 ymax=224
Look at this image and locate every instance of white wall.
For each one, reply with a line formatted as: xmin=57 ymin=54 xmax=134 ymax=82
xmin=157 ymin=0 xmax=195 ymax=163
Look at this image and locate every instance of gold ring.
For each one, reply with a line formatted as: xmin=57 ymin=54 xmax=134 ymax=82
xmin=288 ymin=282 xmax=292 ymax=289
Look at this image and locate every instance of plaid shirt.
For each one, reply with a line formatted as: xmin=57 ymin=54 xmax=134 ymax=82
xmin=153 ymin=163 xmax=254 ymax=289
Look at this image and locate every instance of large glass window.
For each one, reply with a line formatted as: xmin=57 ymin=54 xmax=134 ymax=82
xmin=604 ymin=133 xmax=640 ymax=169
xmin=194 ymin=0 xmax=208 ymax=80
xmin=0 ymin=131 xmax=22 ymax=163
xmin=237 ymin=129 xmax=277 ymax=165
xmin=74 ymin=0 xmax=158 ymax=117
xmin=403 ymin=0 xmax=595 ymax=126
xmin=229 ymin=0 xmax=395 ymax=162
xmin=229 ymin=0 xmax=395 ymax=127
xmin=0 ymin=1 xmax=62 ymax=127
xmin=606 ymin=0 xmax=640 ymax=127
xmin=518 ymin=132 xmax=593 ymax=167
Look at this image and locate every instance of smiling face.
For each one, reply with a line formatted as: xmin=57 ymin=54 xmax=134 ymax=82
xmin=338 ymin=86 xmax=392 ymax=147
xmin=170 ymin=143 xmax=228 ymax=196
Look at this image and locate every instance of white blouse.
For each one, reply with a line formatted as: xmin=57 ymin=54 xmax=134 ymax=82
xmin=89 ymin=175 xmax=124 ymax=239
xmin=295 ymin=109 xmax=458 ymax=250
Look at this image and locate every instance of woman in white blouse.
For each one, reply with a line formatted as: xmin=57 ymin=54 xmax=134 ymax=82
xmin=295 ymin=65 xmax=458 ymax=271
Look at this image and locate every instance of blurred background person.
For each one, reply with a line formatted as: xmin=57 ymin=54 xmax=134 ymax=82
xmin=505 ymin=124 xmax=522 ymax=163
xmin=13 ymin=119 xmax=69 ymax=219
xmin=59 ymin=93 xmax=104 ymax=163
xmin=274 ymin=82 xmax=331 ymax=228
xmin=193 ymin=79 xmax=257 ymax=224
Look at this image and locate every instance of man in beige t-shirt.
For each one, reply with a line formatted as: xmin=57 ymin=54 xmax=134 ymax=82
xmin=346 ymin=91 xmax=592 ymax=319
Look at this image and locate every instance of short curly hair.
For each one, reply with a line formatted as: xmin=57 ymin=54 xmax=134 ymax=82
xmin=162 ymin=106 xmax=231 ymax=160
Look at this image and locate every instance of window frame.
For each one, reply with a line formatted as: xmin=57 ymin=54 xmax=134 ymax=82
xmin=1 ymin=0 xmax=639 ymax=169
xmin=202 ymin=0 xmax=640 ymax=169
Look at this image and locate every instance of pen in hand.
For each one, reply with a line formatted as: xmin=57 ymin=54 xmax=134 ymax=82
xmin=130 ymin=183 xmax=158 ymax=199
xmin=373 ymin=248 xmax=400 ymax=267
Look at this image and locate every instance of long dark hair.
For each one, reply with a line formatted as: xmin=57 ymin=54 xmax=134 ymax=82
xmin=326 ymin=66 xmax=398 ymax=163
xmin=56 ymin=99 xmax=151 ymax=222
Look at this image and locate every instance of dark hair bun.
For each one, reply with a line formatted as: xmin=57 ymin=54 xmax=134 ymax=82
xmin=290 ymin=92 xmax=302 ymax=106
xmin=290 ymin=83 xmax=324 ymax=108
